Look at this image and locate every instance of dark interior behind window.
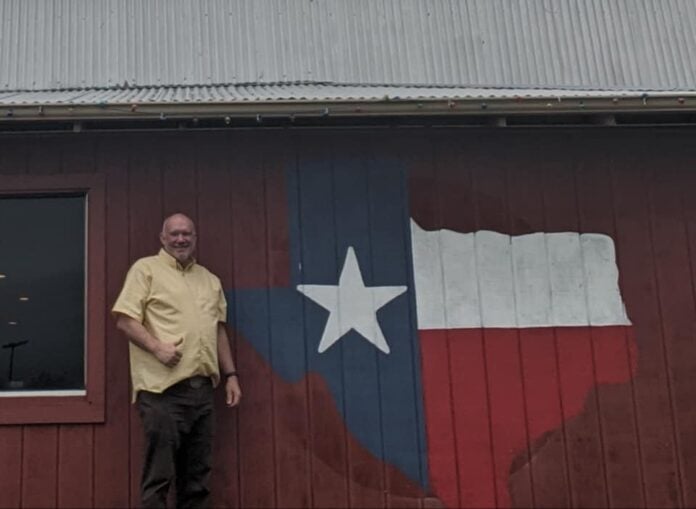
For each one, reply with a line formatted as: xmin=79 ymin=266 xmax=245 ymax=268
xmin=0 ymin=195 xmax=85 ymax=391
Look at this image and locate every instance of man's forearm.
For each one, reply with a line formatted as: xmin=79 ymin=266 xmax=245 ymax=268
xmin=217 ymin=323 xmax=242 ymax=406
xmin=217 ymin=323 xmax=236 ymax=374
xmin=116 ymin=314 xmax=183 ymax=367
xmin=116 ymin=314 xmax=161 ymax=354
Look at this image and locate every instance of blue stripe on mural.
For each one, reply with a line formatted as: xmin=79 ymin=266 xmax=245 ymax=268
xmin=226 ymin=156 xmax=429 ymax=488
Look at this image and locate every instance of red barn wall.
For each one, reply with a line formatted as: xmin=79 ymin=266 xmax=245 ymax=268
xmin=0 ymin=128 xmax=693 ymax=508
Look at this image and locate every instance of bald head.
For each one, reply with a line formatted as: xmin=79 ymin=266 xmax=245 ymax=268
xmin=160 ymin=213 xmax=197 ymax=266
xmin=161 ymin=213 xmax=195 ymax=235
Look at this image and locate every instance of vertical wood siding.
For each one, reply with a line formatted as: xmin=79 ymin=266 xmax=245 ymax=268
xmin=0 ymin=128 xmax=693 ymax=508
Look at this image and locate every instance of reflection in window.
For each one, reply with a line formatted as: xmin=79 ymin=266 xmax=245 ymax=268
xmin=0 ymin=195 xmax=85 ymax=391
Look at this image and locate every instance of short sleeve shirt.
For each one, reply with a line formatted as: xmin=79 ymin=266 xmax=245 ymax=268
xmin=112 ymin=249 xmax=227 ymax=401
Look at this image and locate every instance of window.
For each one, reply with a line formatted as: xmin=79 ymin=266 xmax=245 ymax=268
xmin=0 ymin=174 xmax=104 ymax=424
xmin=0 ymin=195 xmax=85 ymax=392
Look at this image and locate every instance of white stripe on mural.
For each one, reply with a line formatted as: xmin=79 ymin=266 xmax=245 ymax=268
xmin=410 ymin=220 xmax=631 ymax=329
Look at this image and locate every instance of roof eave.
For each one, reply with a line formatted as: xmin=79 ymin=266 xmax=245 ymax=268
xmin=2 ymin=95 xmax=696 ymax=122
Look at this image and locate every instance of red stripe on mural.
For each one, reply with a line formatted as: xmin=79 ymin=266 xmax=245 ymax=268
xmin=518 ymin=327 xmax=569 ymax=508
xmin=419 ymin=329 xmax=460 ymax=508
xmin=420 ymin=325 xmax=636 ymax=508
xmin=485 ymin=328 xmax=532 ymax=508
xmin=450 ymin=329 xmax=496 ymax=508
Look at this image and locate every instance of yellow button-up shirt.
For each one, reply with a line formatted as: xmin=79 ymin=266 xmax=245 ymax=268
xmin=112 ymin=249 xmax=227 ymax=401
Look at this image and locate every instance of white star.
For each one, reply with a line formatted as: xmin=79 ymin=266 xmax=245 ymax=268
xmin=297 ymin=247 xmax=407 ymax=354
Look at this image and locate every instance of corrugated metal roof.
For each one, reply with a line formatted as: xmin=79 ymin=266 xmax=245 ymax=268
xmin=1 ymin=0 xmax=696 ymax=93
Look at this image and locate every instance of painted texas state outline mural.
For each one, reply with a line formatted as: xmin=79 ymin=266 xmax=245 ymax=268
xmin=225 ymin=159 xmax=637 ymax=508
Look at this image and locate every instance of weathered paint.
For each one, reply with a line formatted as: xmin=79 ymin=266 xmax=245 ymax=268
xmin=411 ymin=222 xmax=635 ymax=507
xmin=0 ymin=128 xmax=692 ymax=508
xmin=411 ymin=223 xmax=631 ymax=328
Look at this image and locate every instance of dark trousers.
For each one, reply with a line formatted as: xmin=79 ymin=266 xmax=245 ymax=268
xmin=137 ymin=377 xmax=214 ymax=509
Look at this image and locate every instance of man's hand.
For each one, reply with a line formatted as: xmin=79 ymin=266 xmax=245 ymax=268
xmin=153 ymin=337 xmax=184 ymax=367
xmin=116 ymin=314 xmax=184 ymax=368
xmin=217 ymin=323 xmax=241 ymax=407
xmin=225 ymin=375 xmax=242 ymax=407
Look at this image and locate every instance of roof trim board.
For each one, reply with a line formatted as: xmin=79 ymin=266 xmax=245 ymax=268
xmin=1 ymin=85 xmax=696 ymax=122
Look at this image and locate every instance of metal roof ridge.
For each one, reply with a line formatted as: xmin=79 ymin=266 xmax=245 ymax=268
xmin=2 ymin=82 xmax=694 ymax=95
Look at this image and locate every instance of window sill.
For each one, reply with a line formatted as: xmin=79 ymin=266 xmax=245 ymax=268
xmin=0 ymin=393 xmax=103 ymax=425
xmin=0 ymin=390 xmax=86 ymax=398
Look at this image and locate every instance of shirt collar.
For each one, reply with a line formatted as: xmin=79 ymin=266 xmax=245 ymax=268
xmin=158 ymin=248 xmax=196 ymax=272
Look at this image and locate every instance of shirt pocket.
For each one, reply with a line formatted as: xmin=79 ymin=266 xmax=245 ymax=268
xmin=195 ymin=281 xmax=224 ymax=322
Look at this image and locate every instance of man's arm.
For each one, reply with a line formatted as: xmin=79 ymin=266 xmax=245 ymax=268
xmin=115 ymin=314 xmax=183 ymax=367
xmin=217 ymin=323 xmax=241 ymax=407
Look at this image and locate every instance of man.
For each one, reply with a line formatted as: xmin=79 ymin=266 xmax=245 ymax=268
xmin=113 ymin=213 xmax=241 ymax=508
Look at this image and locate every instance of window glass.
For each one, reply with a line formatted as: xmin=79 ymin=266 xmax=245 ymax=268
xmin=0 ymin=195 xmax=85 ymax=391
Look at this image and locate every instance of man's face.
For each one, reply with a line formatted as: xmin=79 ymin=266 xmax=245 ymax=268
xmin=160 ymin=215 xmax=197 ymax=265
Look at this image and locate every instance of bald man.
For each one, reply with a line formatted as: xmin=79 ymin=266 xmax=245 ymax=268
xmin=113 ymin=213 xmax=241 ymax=508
